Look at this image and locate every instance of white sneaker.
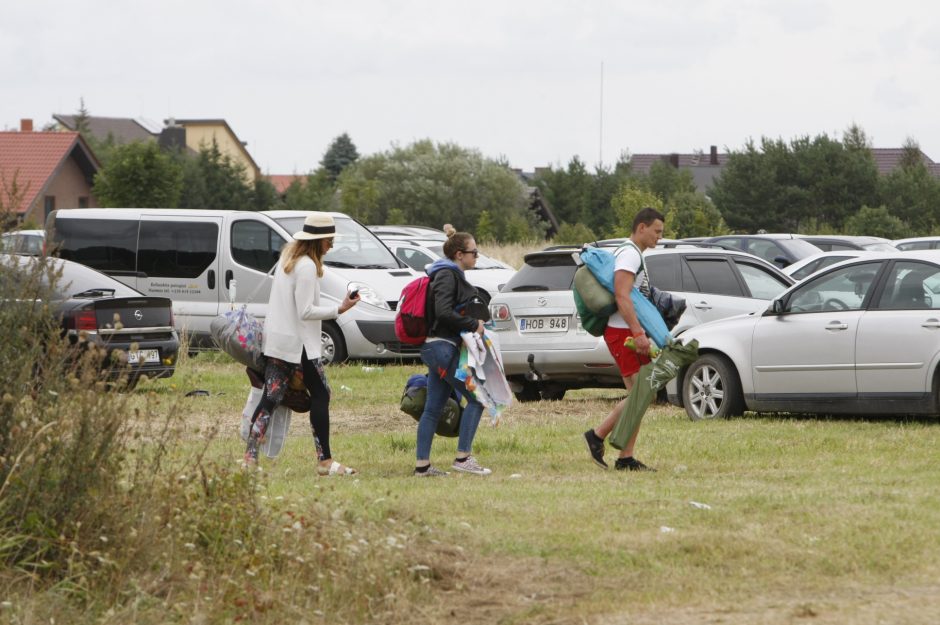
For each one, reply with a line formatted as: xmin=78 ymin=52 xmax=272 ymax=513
xmin=452 ymin=455 xmax=492 ymax=476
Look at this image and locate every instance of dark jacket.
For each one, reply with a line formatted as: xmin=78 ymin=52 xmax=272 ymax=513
xmin=426 ymin=259 xmax=490 ymax=342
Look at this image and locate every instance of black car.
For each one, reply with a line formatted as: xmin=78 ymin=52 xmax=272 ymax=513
xmin=2 ymin=254 xmax=180 ymax=387
xmin=703 ymin=234 xmax=820 ymax=268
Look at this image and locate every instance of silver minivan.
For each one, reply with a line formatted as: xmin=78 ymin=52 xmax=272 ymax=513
xmin=46 ymin=209 xmax=420 ymax=363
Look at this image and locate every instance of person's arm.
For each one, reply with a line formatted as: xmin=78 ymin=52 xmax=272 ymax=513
xmin=294 ymin=262 xmax=340 ymax=320
xmin=614 ymin=269 xmax=651 ymax=356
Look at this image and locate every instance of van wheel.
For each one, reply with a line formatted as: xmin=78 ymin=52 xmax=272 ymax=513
xmin=321 ymin=322 xmax=347 ymax=365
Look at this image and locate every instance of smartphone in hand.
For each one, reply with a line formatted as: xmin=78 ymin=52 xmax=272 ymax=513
xmin=348 ymin=289 xmax=359 ymax=299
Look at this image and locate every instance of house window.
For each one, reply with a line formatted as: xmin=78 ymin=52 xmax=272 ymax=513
xmin=44 ymin=196 xmax=55 ymax=217
xmin=78 ymin=196 xmax=89 ymax=208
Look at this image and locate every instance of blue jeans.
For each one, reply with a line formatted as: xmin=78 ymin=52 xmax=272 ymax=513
xmin=416 ymin=339 xmax=484 ymax=461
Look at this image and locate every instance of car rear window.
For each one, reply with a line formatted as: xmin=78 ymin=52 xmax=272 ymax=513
xmin=504 ymin=254 xmax=577 ymax=291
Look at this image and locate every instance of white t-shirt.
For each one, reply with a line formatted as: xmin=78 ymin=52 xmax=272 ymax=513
xmin=607 ymin=244 xmax=645 ymax=329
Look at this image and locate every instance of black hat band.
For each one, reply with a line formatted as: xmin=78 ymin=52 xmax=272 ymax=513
xmin=304 ymin=224 xmax=335 ymax=235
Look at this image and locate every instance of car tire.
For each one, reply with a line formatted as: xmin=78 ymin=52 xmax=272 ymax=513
xmin=540 ymin=387 xmax=566 ymax=401
xmin=682 ymin=354 xmax=744 ymax=420
xmin=320 ymin=321 xmax=348 ymax=365
xmin=514 ymin=382 xmax=541 ymax=402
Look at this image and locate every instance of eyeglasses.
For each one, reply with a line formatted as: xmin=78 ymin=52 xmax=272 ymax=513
xmin=460 ymin=249 xmax=479 ymax=258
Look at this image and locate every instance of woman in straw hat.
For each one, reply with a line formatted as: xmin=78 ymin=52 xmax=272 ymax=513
xmin=245 ymin=212 xmax=361 ymax=475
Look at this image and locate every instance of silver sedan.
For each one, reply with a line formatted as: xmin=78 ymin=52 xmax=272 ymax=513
xmin=672 ymin=251 xmax=940 ymax=419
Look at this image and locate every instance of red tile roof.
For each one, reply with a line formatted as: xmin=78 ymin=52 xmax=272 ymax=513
xmin=267 ymin=174 xmax=305 ymax=195
xmin=0 ymin=131 xmax=87 ymax=214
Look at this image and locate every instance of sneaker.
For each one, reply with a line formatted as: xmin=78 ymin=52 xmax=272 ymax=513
xmin=614 ymin=456 xmax=656 ymax=472
xmin=451 ymin=456 xmax=492 ymax=476
xmin=583 ymin=429 xmax=608 ymax=470
xmin=414 ymin=465 xmax=449 ymax=477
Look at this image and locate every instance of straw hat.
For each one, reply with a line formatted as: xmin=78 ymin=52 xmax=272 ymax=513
xmin=293 ymin=212 xmax=336 ymax=241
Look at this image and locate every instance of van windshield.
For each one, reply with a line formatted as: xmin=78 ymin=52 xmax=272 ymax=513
xmin=274 ymin=216 xmax=400 ymax=269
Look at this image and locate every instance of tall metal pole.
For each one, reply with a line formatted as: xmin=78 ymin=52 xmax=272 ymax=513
xmin=599 ymin=61 xmax=604 ymax=167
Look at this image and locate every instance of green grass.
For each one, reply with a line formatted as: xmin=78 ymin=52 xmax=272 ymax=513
xmin=122 ymin=354 xmax=940 ymax=622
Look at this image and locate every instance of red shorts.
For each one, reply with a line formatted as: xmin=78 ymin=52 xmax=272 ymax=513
xmin=603 ymin=326 xmax=652 ymax=378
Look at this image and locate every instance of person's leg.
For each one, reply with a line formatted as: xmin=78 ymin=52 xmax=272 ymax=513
xmin=245 ymin=358 xmax=291 ymax=463
xmin=301 ymin=351 xmax=332 ymax=463
xmin=415 ymin=341 xmax=456 ymax=471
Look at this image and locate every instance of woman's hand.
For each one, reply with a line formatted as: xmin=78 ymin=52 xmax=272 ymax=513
xmin=476 ymin=320 xmax=485 ymax=335
xmin=338 ymin=291 xmax=360 ymax=314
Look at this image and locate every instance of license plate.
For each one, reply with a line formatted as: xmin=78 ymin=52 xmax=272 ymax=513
xmin=128 ymin=349 xmax=160 ymax=364
xmin=519 ymin=316 xmax=569 ymax=333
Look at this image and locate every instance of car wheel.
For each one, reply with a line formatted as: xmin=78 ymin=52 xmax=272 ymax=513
xmin=514 ymin=382 xmax=541 ymax=402
xmin=682 ymin=354 xmax=744 ymax=420
xmin=320 ymin=322 xmax=348 ymax=365
xmin=540 ymin=387 xmax=566 ymax=401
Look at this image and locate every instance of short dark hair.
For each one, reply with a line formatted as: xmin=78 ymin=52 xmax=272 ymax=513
xmin=632 ymin=207 xmax=665 ymax=232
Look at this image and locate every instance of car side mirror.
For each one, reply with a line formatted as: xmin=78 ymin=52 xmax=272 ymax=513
xmin=773 ymin=256 xmax=791 ymax=268
xmin=770 ymin=298 xmax=786 ymax=314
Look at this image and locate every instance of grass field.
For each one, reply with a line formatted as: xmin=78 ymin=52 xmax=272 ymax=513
xmin=123 ymin=352 xmax=940 ymax=624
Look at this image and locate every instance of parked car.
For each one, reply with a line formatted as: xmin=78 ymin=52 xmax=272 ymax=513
xmin=47 ymin=209 xmax=422 ymax=364
xmin=798 ymin=234 xmax=897 ymax=252
xmin=367 ymin=225 xmax=448 ymax=241
xmin=703 ymin=234 xmax=820 ymax=268
xmin=1 ymin=252 xmax=180 ymax=388
xmin=670 ymin=251 xmax=940 ymax=419
xmin=380 ymin=237 xmax=516 ymax=301
xmin=782 ymin=251 xmax=874 ymax=281
xmin=1 ymin=229 xmax=45 ymax=255
xmin=894 ymin=236 xmax=940 ymax=251
xmin=488 ymin=245 xmax=794 ymax=401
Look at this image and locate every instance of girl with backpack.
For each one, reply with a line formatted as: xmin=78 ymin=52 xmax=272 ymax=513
xmin=414 ymin=226 xmax=492 ymax=477
xmin=244 ymin=212 xmax=361 ymax=475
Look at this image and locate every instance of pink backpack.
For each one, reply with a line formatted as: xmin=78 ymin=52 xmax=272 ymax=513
xmin=395 ymin=276 xmax=432 ymax=345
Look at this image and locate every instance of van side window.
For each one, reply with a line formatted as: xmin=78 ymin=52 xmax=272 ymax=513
xmin=139 ymin=221 xmax=218 ymax=279
xmin=55 ymin=218 xmax=138 ymax=274
xmin=231 ymin=220 xmax=285 ymax=273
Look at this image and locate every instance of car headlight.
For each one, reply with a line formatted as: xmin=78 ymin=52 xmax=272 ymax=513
xmin=347 ymin=281 xmax=390 ymax=310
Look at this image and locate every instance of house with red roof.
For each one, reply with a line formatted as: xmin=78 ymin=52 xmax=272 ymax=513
xmin=0 ymin=119 xmax=100 ymax=226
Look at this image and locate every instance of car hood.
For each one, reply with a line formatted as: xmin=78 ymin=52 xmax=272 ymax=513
xmin=675 ymin=310 xmax=762 ymax=345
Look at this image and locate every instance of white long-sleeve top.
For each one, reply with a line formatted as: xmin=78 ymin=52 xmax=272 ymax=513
xmin=262 ymin=255 xmax=338 ymax=363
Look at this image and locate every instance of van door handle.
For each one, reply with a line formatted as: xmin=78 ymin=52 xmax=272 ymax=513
xmin=208 ymin=269 xmax=216 ymax=290
xmin=826 ymin=321 xmax=848 ymax=331
xmin=693 ymin=301 xmax=712 ymax=310
xmin=921 ymin=318 xmax=940 ymax=329
xmin=225 ymin=270 xmax=234 ymax=289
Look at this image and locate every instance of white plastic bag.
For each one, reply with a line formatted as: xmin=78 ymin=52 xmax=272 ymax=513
xmin=240 ymin=386 xmax=291 ymax=458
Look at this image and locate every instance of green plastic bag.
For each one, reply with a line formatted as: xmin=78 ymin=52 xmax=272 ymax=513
xmin=609 ymin=339 xmax=699 ymax=450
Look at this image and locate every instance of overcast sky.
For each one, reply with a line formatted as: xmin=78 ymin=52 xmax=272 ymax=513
xmin=4 ymin=1 xmax=940 ymax=175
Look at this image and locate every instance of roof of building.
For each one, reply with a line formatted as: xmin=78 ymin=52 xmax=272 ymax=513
xmin=52 ymin=114 xmax=155 ymax=144
xmin=267 ymin=174 xmax=305 ymax=195
xmin=870 ymin=148 xmax=940 ymax=177
xmin=0 ymin=131 xmax=99 ymax=214
xmin=628 ymin=152 xmax=729 ymax=174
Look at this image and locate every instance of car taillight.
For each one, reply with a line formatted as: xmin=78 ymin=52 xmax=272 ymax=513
xmin=490 ymin=303 xmax=511 ymax=321
xmin=69 ymin=308 xmax=98 ymax=331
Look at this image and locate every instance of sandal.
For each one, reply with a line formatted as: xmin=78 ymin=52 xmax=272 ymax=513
xmin=317 ymin=460 xmax=358 ymax=476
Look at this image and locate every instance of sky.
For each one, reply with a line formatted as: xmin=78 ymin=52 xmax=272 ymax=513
xmin=3 ymin=1 xmax=940 ymax=175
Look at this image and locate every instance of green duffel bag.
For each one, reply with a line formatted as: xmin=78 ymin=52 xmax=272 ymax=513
xmin=399 ymin=374 xmax=461 ymax=437
xmin=573 ymin=266 xmax=617 ymax=337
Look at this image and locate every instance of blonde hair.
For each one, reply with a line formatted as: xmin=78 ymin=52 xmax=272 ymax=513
xmin=281 ymin=238 xmax=329 ymax=277
xmin=441 ymin=225 xmax=474 ymax=260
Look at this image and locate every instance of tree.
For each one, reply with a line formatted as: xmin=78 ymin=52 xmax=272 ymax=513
xmin=876 ymin=139 xmax=940 ymax=234
xmin=710 ymin=128 xmax=880 ymax=233
xmin=646 ymin=160 xmax=696 ymax=206
xmin=843 ymin=205 xmax=911 ymax=239
xmin=611 ymin=186 xmax=663 ymax=235
xmin=320 ymin=133 xmax=360 ymax=183
xmin=93 ymin=141 xmax=183 ymax=208
xmin=337 ymin=140 xmax=543 ymax=241
xmin=177 ymin=140 xmax=255 ymax=211
xmin=663 ymin=192 xmax=729 ymax=238
xmin=553 ymin=221 xmax=597 ymax=245
xmin=0 ymin=169 xmax=30 ymax=229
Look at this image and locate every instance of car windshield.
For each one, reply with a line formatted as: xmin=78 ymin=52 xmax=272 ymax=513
xmin=503 ymin=254 xmax=577 ymax=291
xmin=275 ymin=216 xmax=399 ymax=269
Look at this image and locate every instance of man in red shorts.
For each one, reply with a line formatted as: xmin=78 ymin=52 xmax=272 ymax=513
xmin=583 ymin=207 xmax=665 ymax=471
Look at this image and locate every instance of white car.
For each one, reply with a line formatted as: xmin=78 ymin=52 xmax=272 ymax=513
xmin=894 ymin=236 xmax=940 ymax=251
xmin=488 ymin=246 xmax=794 ymax=401
xmin=380 ymin=237 xmax=516 ymax=302
xmin=671 ymin=251 xmax=940 ymax=420
xmin=1 ymin=229 xmax=44 ymax=255
xmin=782 ymin=251 xmax=874 ymax=281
